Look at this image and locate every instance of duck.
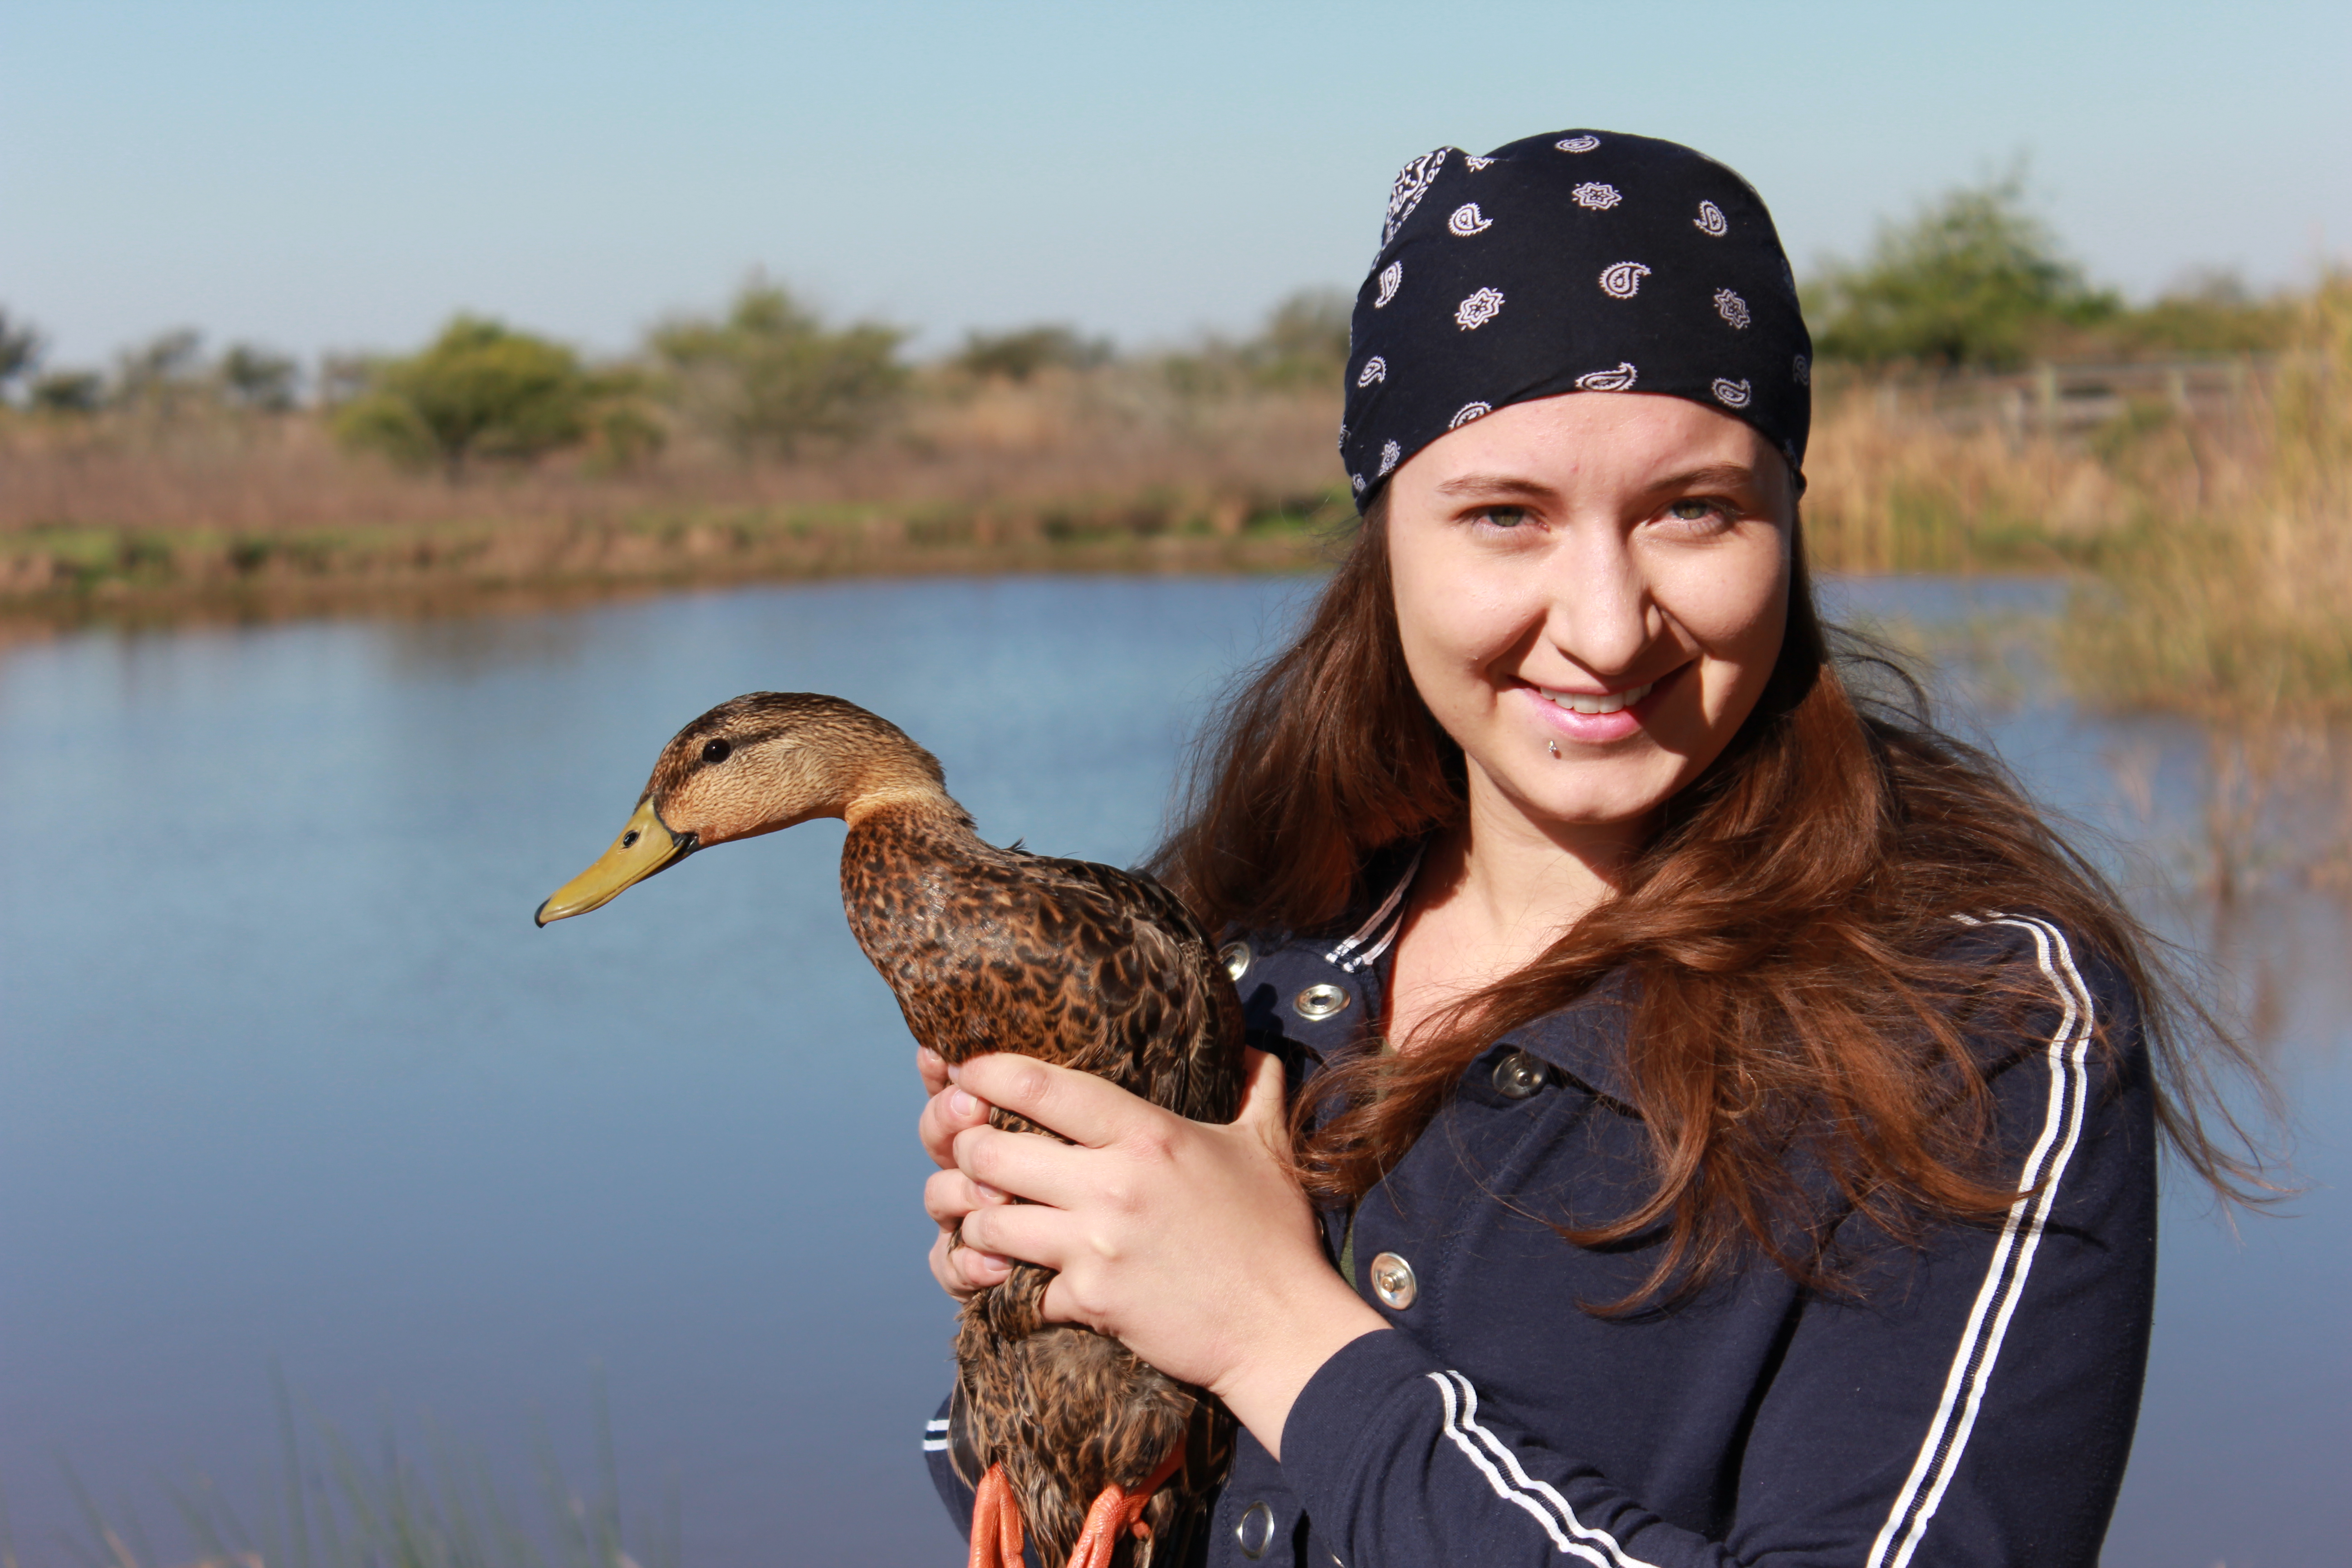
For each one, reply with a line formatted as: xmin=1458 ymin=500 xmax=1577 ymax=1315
xmin=535 ymin=691 xmax=1242 ymax=1568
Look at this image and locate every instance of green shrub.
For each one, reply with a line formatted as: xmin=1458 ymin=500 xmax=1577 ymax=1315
xmin=220 ymin=343 xmax=303 ymax=412
xmin=650 ymin=283 xmax=907 ymax=458
xmin=955 ymin=325 xmax=1110 ymax=382
xmin=1808 ymin=172 xmax=2119 ymax=369
xmin=335 ymin=317 xmax=606 ymax=478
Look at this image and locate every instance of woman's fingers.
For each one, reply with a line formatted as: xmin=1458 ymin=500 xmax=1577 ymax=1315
xmin=929 ymin=1227 xmax=1010 ymax=1299
xmin=952 ymin=1121 xmax=1117 ymax=1214
xmin=918 ymin=1073 xmax=995 ymax=1171
xmin=923 ymin=1164 xmax=1012 ymax=1300
xmin=956 ymin=1192 xmax=1079 ymax=1276
xmin=950 ymin=1054 xmax=1156 ymax=1150
xmin=922 ymin=1164 xmax=1007 ymax=1229
xmin=916 ymin=1045 xmax=951 ymax=1098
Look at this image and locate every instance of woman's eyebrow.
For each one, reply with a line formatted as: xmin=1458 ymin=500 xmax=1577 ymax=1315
xmin=1431 ymin=474 xmax=1560 ymax=502
xmin=1651 ymin=463 xmax=1759 ymax=493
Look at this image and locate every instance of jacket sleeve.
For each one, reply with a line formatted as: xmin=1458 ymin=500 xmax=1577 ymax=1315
xmin=1275 ymin=916 xmax=2159 ymax=1568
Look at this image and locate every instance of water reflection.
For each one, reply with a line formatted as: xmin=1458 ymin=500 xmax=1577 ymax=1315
xmin=0 ymin=575 xmax=2342 ymax=1568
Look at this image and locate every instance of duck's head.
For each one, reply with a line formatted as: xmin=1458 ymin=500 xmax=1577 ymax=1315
xmin=535 ymin=691 xmax=948 ymax=927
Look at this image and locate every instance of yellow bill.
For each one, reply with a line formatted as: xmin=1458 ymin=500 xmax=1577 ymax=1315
xmin=535 ymin=799 xmax=696 ymax=926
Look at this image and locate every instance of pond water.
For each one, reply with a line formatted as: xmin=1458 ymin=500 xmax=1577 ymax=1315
xmin=0 ymin=575 xmax=2343 ymax=1568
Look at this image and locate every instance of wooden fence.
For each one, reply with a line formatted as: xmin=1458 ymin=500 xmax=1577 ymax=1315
xmin=1843 ymin=356 xmax=2276 ymax=437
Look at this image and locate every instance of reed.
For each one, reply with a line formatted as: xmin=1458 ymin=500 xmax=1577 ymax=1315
xmin=7 ymin=1378 xmax=674 ymax=1568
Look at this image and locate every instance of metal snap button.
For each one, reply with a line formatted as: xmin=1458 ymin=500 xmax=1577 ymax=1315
xmin=1491 ymin=1049 xmax=1548 ymax=1099
xmin=1220 ymin=941 xmax=1252 ymax=981
xmin=1236 ymin=1499 xmax=1275 ymax=1558
xmin=1293 ymin=983 xmax=1350 ymax=1021
xmin=1369 ymin=1250 xmax=1417 ymax=1309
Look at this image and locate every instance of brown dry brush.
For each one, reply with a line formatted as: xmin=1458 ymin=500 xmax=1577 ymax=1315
xmin=0 ymin=366 xmax=1348 ymax=607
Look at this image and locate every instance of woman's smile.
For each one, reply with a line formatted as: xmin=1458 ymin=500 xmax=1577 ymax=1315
xmin=1518 ymin=666 xmax=1676 ymax=745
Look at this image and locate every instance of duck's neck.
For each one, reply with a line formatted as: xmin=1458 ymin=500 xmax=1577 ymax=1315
xmin=842 ymin=782 xmax=959 ymax=831
xmin=836 ymin=791 xmax=990 ymax=966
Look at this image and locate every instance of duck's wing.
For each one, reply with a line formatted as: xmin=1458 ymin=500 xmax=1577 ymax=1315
xmin=1016 ymin=854 xmax=1245 ymax=1125
xmin=880 ymin=849 xmax=1243 ymax=1125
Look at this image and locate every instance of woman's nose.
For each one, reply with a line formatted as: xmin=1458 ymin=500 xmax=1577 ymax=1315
xmin=1544 ymin=533 xmax=1653 ymax=676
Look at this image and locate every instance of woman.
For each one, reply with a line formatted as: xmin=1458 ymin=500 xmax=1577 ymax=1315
xmin=916 ymin=131 xmax=2255 ymax=1567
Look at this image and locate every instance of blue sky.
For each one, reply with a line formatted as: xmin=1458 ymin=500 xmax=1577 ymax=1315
xmin=4 ymin=0 xmax=2346 ymax=367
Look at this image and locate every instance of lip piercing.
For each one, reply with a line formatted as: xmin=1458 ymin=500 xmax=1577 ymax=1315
xmin=1548 ymin=741 xmax=1561 ymax=758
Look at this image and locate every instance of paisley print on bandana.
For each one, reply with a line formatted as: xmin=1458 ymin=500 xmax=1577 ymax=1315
xmin=1382 ymin=148 xmax=1450 ymax=249
xmin=1599 ymin=262 xmax=1651 ymax=299
xmin=1447 ymin=203 xmax=1494 ymax=236
xmin=1455 ymin=287 xmax=1505 ymax=330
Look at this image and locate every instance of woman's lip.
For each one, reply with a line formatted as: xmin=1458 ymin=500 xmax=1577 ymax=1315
xmin=1518 ymin=666 xmax=1681 ymax=744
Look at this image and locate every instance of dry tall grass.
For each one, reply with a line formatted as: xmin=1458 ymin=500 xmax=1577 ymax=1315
xmin=1802 ymin=389 xmax=2136 ymax=572
xmin=2059 ymin=281 xmax=2352 ymax=714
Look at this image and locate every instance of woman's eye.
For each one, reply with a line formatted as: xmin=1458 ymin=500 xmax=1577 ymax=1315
xmin=1666 ymin=499 xmax=1721 ymax=522
xmin=1474 ymin=506 xmax=1531 ymax=529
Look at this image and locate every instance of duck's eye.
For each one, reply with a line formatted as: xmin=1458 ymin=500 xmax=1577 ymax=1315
xmin=701 ymin=738 xmax=732 ymax=764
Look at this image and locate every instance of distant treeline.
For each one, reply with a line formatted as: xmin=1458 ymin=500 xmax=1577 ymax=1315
xmin=0 ymin=174 xmax=2310 ymax=484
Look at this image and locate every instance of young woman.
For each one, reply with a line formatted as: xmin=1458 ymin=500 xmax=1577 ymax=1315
xmin=914 ymin=130 xmax=2254 ymax=1567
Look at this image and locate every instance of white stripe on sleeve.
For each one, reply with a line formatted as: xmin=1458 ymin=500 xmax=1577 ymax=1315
xmin=1866 ymin=914 xmax=2096 ymax=1568
xmin=1427 ymin=1372 xmax=1661 ymax=1568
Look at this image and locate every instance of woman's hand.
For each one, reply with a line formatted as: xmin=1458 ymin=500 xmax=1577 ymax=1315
xmin=940 ymin=1047 xmax=1388 ymax=1457
xmin=916 ymin=1046 xmax=1012 ymax=1301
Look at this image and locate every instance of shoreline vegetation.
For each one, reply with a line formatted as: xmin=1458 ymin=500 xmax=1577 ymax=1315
xmin=2 ymin=178 xmax=2345 ymax=716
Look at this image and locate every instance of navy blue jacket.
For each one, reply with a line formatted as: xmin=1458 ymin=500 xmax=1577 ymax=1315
xmin=928 ymin=872 xmax=2156 ymax=1568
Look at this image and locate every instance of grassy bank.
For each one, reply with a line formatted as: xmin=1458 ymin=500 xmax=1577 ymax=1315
xmin=0 ymin=364 xmax=1348 ymax=622
xmin=0 ymin=491 xmax=1343 ymax=631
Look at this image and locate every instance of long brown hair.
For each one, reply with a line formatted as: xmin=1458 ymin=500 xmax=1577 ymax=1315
xmin=1151 ymin=493 xmax=2270 ymax=1309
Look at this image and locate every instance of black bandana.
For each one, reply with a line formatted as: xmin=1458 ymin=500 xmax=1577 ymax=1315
xmin=1340 ymin=129 xmax=1812 ymax=512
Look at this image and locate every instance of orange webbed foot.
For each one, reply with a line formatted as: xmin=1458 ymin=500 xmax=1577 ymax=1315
xmin=969 ymin=1462 xmax=1026 ymax=1568
xmin=1062 ymin=1441 xmax=1187 ymax=1568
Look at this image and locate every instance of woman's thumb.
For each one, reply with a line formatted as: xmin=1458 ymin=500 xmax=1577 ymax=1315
xmin=1235 ymin=1046 xmax=1289 ymax=1146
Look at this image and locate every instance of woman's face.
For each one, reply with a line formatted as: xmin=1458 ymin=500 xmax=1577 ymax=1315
xmin=1386 ymin=391 xmax=1793 ymax=851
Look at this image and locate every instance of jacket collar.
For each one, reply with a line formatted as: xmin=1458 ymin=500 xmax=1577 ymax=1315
xmin=1276 ymin=843 xmax=1641 ymax=1111
xmin=1509 ymin=970 xmax=1639 ymax=1110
